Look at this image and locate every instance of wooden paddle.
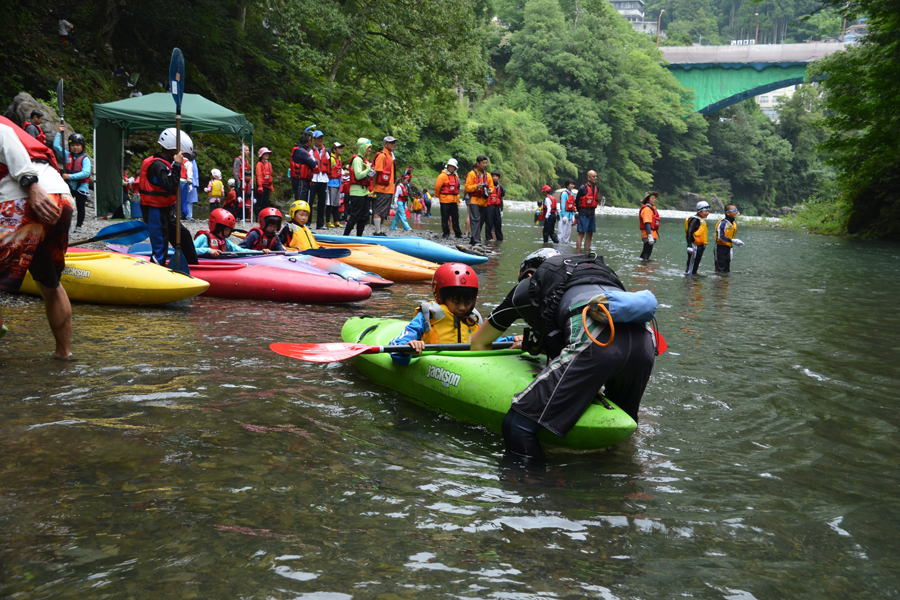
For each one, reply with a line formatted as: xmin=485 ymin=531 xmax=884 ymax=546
xmin=69 ymin=221 xmax=149 ymax=247
xmin=271 ymin=341 xmax=516 ymax=363
xmin=169 ymin=47 xmax=186 ymax=273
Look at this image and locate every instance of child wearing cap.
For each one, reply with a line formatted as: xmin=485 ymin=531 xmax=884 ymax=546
xmin=205 ymin=168 xmax=225 ymax=208
xmin=325 ymin=142 xmax=344 ymax=227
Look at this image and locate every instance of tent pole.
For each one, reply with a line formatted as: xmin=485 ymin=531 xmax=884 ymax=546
xmin=250 ymin=140 xmax=255 ymax=224
xmin=92 ymin=128 xmax=97 ymax=217
xmin=240 ymin=137 xmax=245 ymax=224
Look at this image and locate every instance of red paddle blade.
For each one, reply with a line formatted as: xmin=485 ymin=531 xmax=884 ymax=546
xmin=270 ymin=342 xmax=376 ymax=363
xmin=652 ymin=329 xmax=667 ymax=354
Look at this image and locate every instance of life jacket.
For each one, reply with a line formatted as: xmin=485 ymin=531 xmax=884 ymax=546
xmin=208 ymin=179 xmax=224 ymax=198
xmin=311 ymin=147 xmax=328 ymax=176
xmin=348 ymin=155 xmax=372 ymax=187
xmin=715 ymin=218 xmax=737 ymax=247
xmin=541 ymin=195 xmax=557 ymax=220
xmin=414 ymin=302 xmax=483 ymax=344
xmin=23 ymin=121 xmax=46 ymax=145
xmin=439 ymin=172 xmax=460 ymax=196
xmin=639 ymin=204 xmax=660 ymax=237
xmin=246 ymin=226 xmax=281 ymax=251
xmin=580 ymin=184 xmax=600 ymax=209
xmin=194 ymin=230 xmax=228 ymax=252
xmin=234 ymin=156 xmax=250 ymax=178
xmin=257 ymin=161 xmax=274 ymax=189
xmin=412 ymin=196 xmax=424 ymax=211
xmin=374 ymin=149 xmax=394 ymax=186
xmin=138 ymin=155 xmax=176 ymax=208
xmin=330 ymin=156 xmax=342 ymax=179
xmin=563 ymin=190 xmax=576 ymax=212
xmin=224 ymin=189 xmax=237 ymax=207
xmin=685 ymin=215 xmax=708 ymax=246
xmin=0 ymin=116 xmax=58 ymax=181
xmin=396 ymin=182 xmax=409 ymax=202
xmin=289 ymin=144 xmax=302 ymax=178
xmin=525 ymin=253 xmax=625 ymax=358
xmin=486 ymin=185 xmax=502 ymax=206
xmin=468 ymin=170 xmax=490 ymax=199
xmin=281 ymin=222 xmax=318 ymax=251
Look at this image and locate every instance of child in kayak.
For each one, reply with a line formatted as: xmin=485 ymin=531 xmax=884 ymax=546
xmin=194 ymin=208 xmax=244 ymax=257
xmin=240 ymin=207 xmax=285 ymax=254
xmin=389 ymin=262 xmax=520 ymax=366
xmin=279 ymin=200 xmax=318 ymax=250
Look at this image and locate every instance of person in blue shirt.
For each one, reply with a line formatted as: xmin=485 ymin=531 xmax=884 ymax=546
xmin=194 ymin=208 xmax=244 ymax=257
xmin=54 ymin=125 xmax=91 ymax=230
xmin=558 ymin=179 xmax=577 ymax=245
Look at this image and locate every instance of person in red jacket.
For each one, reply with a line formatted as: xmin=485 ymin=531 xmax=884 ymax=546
xmin=255 ymin=147 xmax=274 ymax=211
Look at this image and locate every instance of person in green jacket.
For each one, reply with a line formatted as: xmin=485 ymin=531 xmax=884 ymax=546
xmin=342 ymin=138 xmax=375 ymax=237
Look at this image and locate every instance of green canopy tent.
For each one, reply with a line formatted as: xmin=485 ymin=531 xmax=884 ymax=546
xmin=92 ymin=93 xmax=254 ymax=217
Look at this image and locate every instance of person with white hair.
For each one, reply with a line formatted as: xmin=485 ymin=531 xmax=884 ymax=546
xmin=434 ymin=158 xmax=462 ymax=239
xmin=137 ymin=127 xmax=198 ymax=267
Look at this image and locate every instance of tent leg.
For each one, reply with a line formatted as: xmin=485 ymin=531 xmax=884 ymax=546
xmin=250 ymin=140 xmax=255 ymax=224
xmin=93 ymin=128 xmax=97 ymax=217
xmin=240 ymin=137 xmax=245 ymax=224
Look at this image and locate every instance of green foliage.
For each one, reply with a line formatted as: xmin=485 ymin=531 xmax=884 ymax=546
xmin=782 ymin=190 xmax=851 ymax=236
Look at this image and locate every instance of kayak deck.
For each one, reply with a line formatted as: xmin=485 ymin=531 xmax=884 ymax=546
xmin=340 ymin=316 xmax=637 ymax=450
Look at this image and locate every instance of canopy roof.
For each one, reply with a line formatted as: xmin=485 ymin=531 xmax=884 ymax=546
xmin=93 ymin=93 xmax=254 ymax=137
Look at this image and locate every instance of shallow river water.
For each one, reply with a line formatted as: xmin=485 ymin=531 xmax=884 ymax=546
xmin=2 ymin=212 xmax=899 ymax=599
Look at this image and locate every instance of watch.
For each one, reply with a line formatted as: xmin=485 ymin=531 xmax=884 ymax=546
xmin=19 ymin=175 xmax=39 ymax=188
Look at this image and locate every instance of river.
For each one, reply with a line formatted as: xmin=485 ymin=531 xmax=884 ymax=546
xmin=1 ymin=211 xmax=898 ymax=599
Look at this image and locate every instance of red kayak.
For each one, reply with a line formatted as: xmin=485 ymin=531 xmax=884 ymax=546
xmin=189 ymin=262 xmax=372 ymax=303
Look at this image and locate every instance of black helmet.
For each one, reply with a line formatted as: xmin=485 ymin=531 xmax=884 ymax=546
xmin=68 ymin=133 xmax=86 ymax=147
xmin=518 ymin=248 xmax=561 ymax=281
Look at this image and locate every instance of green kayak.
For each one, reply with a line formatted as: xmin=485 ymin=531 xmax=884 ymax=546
xmin=340 ymin=316 xmax=637 ymax=450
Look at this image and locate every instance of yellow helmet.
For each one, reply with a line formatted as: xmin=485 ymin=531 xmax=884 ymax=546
xmin=289 ymin=200 xmax=311 ymax=221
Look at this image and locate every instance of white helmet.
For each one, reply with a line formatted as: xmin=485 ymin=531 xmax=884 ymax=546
xmin=211 ymin=168 xmax=222 ymax=179
xmin=227 ymin=178 xmax=235 ymax=187
xmin=157 ymin=127 xmax=194 ymax=153
xmin=447 ymin=158 xmax=458 ymax=168
xmin=696 ymin=200 xmax=711 ymax=211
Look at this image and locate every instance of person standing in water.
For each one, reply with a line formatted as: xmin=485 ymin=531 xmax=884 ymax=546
xmin=638 ymin=191 xmax=660 ymax=261
xmin=685 ymin=200 xmax=710 ymax=274
xmin=714 ymin=204 xmax=744 ymax=273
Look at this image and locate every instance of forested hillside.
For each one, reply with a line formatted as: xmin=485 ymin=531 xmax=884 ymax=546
xmin=0 ymin=0 xmax=844 ymax=216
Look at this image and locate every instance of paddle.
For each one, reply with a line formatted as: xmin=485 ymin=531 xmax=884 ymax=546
xmin=231 ymin=230 xmax=350 ymax=258
xmin=169 ymin=47 xmax=185 ymax=273
xmin=69 ymin=221 xmax=149 ymax=247
xmin=56 ymin=78 xmax=64 ymax=171
xmin=654 ymin=329 xmax=668 ymax=354
xmin=271 ymin=341 xmax=516 ymax=363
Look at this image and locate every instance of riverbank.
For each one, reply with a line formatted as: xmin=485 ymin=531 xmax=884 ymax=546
xmin=501 ymin=200 xmax=782 ymax=223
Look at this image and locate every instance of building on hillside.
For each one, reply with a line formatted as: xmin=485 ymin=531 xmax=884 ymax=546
xmin=608 ymin=0 xmax=658 ymax=35
xmin=755 ymin=85 xmax=796 ymax=121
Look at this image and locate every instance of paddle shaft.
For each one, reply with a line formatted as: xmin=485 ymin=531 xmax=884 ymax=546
xmin=372 ymin=341 xmax=515 ymax=354
xmin=56 ymin=79 xmax=64 ymax=174
xmin=69 ymin=221 xmax=148 ymax=247
xmin=170 ymin=48 xmax=185 ymax=273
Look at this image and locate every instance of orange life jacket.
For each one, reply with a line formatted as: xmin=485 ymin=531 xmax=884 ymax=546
xmin=138 ymin=155 xmax=176 ymax=208
xmin=257 ymin=161 xmax=274 ymax=189
xmin=440 ymin=173 xmax=460 ymax=195
xmin=639 ymin=204 xmax=660 ymax=231
xmin=0 ymin=116 xmax=58 ymax=181
xmin=374 ymin=150 xmax=394 ymax=186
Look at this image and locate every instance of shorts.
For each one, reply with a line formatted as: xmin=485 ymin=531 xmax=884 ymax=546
xmin=373 ymin=192 xmax=393 ymax=217
xmin=577 ymin=215 xmax=595 ymax=233
xmin=0 ymin=193 xmax=74 ymax=292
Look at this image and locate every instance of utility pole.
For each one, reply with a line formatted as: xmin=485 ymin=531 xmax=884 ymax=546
xmin=656 ymin=9 xmax=665 ymax=47
xmin=755 ymin=13 xmax=760 ymax=44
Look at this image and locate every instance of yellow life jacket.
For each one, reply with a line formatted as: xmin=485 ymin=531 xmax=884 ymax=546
xmin=209 ymin=179 xmax=224 ymax=198
xmin=715 ymin=218 xmax=737 ymax=247
xmin=284 ymin=222 xmax=319 ymax=250
xmin=685 ymin=215 xmax=708 ymax=246
xmin=414 ymin=302 xmax=482 ymax=344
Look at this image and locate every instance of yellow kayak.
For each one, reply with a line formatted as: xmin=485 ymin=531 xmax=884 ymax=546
xmin=315 ymin=242 xmax=438 ymax=282
xmin=19 ymin=251 xmax=209 ymax=305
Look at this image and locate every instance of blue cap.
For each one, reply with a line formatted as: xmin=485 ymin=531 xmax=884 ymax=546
xmin=314 ymin=130 xmax=324 ymax=138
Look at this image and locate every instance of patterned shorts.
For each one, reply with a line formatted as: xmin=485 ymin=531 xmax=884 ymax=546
xmin=0 ymin=193 xmax=74 ymax=291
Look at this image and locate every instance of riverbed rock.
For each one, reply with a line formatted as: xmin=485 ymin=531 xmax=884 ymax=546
xmin=4 ymin=92 xmax=72 ymax=141
xmin=709 ymin=194 xmax=725 ymax=212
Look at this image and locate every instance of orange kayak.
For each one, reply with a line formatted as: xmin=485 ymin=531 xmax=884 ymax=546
xmin=316 ymin=242 xmax=438 ymax=282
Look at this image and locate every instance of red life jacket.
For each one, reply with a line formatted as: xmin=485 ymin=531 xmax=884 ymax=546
xmin=194 ymin=230 xmax=228 ymax=252
xmin=311 ymin=147 xmax=328 ymax=176
xmin=234 ymin=156 xmax=249 ymax=178
xmin=348 ymin=155 xmax=372 ymax=187
xmin=563 ymin=190 xmax=576 ymax=212
xmin=138 ymin=155 xmax=177 ymax=208
xmin=440 ymin=173 xmax=460 ymax=195
xmin=468 ymin=171 xmax=489 ymax=198
xmin=246 ymin=226 xmax=280 ymax=251
xmin=257 ymin=161 xmax=273 ymax=189
xmin=23 ymin=120 xmax=46 ymax=145
xmin=580 ymin=184 xmax=600 ymax=209
xmin=486 ymin=186 xmax=502 ymax=206
xmin=290 ymin=144 xmax=302 ymax=178
xmin=639 ymin=204 xmax=660 ymax=231
xmin=374 ymin=150 xmax=394 ymax=186
xmin=330 ymin=157 xmax=342 ymax=179
xmin=541 ymin=195 xmax=557 ymax=219
xmin=65 ymin=153 xmax=89 ymax=186
xmin=0 ymin=116 xmax=58 ymax=181
xmin=397 ymin=182 xmax=409 ymax=202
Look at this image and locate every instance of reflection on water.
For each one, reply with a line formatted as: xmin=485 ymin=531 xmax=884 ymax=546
xmin=2 ymin=213 xmax=899 ymax=598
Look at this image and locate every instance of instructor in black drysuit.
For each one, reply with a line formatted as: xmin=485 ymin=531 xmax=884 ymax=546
xmin=470 ymin=249 xmax=658 ymax=462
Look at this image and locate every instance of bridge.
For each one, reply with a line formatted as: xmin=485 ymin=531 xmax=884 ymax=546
xmin=661 ymin=43 xmax=847 ymax=115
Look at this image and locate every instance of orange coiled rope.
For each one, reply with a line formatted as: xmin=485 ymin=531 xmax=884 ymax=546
xmin=582 ymin=302 xmax=615 ymax=347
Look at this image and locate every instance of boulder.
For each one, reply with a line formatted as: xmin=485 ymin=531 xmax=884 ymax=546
xmin=4 ymin=92 xmax=73 ymax=143
xmin=708 ymin=194 xmax=726 ymax=212
xmin=679 ymin=191 xmax=706 ymax=212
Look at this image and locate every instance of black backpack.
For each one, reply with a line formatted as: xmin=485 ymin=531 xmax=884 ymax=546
xmin=525 ymin=253 xmax=624 ymax=357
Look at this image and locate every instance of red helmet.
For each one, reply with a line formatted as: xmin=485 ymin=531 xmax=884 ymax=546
xmin=209 ymin=208 xmax=236 ymax=232
xmin=541 ymin=185 xmax=552 ymax=194
xmin=258 ymin=207 xmax=283 ymax=227
xmin=431 ymin=262 xmax=478 ymax=304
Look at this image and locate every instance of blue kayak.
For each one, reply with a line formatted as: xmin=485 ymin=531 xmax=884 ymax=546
xmin=312 ymin=234 xmax=488 ymax=266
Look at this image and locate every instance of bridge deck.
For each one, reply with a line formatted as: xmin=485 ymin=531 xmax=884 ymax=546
xmin=662 ymin=43 xmax=847 ymax=70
